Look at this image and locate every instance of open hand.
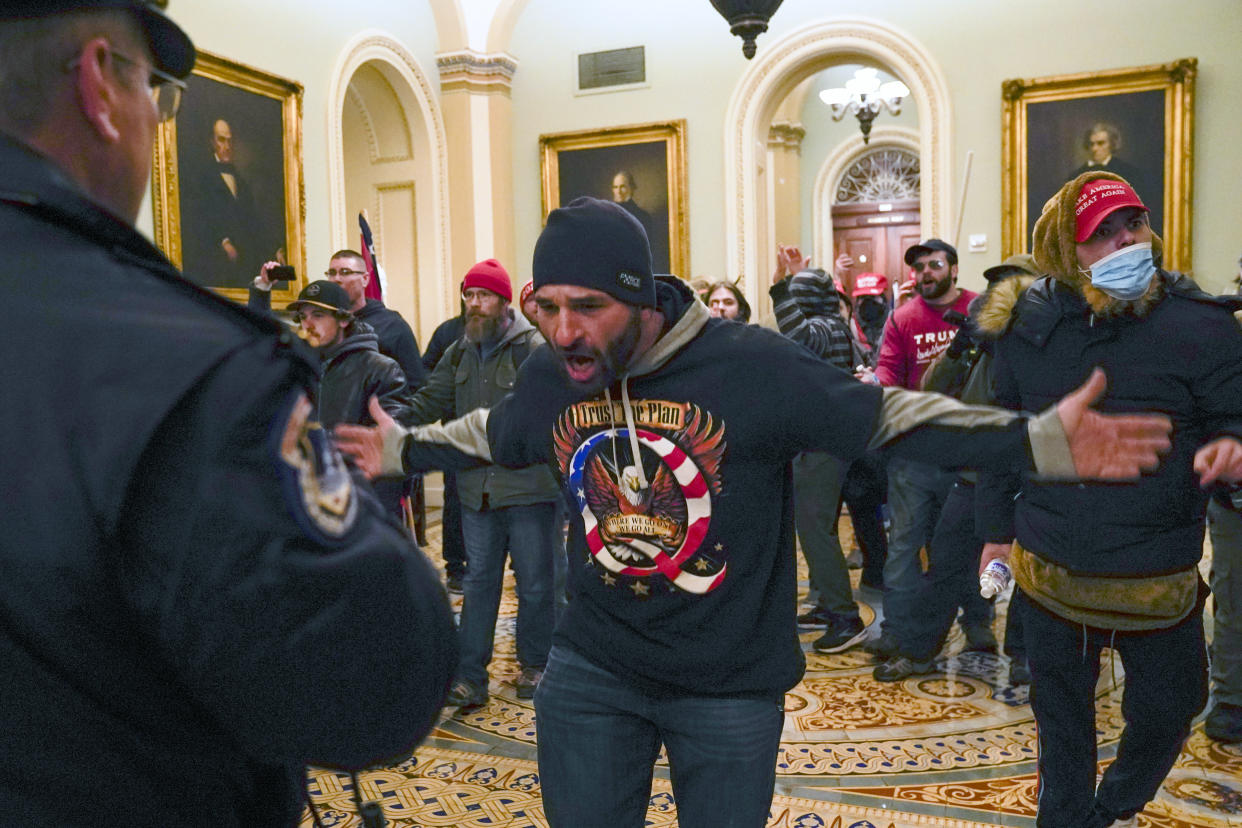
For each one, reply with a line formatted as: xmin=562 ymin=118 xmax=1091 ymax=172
xmin=334 ymin=396 xmax=398 ymax=480
xmin=895 ymin=276 xmax=915 ymax=307
xmin=1057 ymin=368 xmax=1172 ymax=479
xmin=1193 ymin=436 xmax=1242 ymax=487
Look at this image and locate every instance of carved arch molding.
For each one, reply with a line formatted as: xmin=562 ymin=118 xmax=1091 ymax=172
xmin=724 ymin=18 xmax=952 ymax=307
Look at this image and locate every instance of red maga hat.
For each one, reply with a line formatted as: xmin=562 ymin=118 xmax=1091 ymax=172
xmin=1074 ymin=179 xmax=1148 ymax=243
xmin=852 ymin=272 xmax=889 ymax=297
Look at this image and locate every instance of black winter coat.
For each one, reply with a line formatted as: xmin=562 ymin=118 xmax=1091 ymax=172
xmin=316 ymin=322 xmax=412 ymax=429
xmin=356 ymin=298 xmax=427 ymax=390
xmin=977 ymin=273 xmax=1242 ymax=577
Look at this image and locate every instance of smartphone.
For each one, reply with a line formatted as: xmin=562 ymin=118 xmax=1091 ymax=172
xmin=267 ymin=265 xmax=296 ymax=282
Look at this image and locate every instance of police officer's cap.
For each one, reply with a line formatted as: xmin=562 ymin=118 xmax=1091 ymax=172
xmin=1 ymin=1 xmax=195 ymax=79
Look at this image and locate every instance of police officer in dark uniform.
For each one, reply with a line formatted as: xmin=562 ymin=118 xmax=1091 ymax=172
xmin=0 ymin=3 xmax=455 ymax=825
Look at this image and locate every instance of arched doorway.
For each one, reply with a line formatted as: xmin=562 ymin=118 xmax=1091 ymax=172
xmin=831 ymin=147 xmax=921 ymax=298
xmin=724 ymin=18 xmax=951 ymax=319
xmin=328 ymin=34 xmax=451 ymax=343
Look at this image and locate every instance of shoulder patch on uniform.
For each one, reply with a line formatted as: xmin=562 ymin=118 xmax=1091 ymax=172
xmin=274 ymin=390 xmax=358 ymax=541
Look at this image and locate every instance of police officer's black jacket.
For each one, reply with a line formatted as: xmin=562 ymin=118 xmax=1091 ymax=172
xmin=0 ymin=133 xmax=456 ymax=827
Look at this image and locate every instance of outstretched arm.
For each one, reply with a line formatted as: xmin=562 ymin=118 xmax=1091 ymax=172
xmin=871 ymin=368 xmax=1171 ymax=480
xmin=335 ymin=397 xmax=492 ymax=480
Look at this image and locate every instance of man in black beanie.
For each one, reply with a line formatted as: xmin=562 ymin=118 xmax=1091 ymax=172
xmin=337 ymin=196 xmax=1186 ymax=827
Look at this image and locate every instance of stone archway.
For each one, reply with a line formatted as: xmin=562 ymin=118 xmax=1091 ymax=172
xmin=328 ymin=32 xmax=452 ymax=338
xmin=723 ymin=18 xmax=951 ymax=313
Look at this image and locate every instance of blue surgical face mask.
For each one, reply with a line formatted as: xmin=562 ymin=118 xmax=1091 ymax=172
xmin=1081 ymin=242 xmax=1155 ymax=301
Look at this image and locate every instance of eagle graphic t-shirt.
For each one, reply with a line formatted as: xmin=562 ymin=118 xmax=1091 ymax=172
xmin=479 ymin=280 xmax=885 ymax=698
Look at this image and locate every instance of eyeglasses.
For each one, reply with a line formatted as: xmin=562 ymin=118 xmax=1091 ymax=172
xmin=66 ymin=48 xmax=185 ymax=122
xmin=911 ymin=259 xmax=946 ymax=272
xmin=324 ymin=268 xmax=367 ymax=277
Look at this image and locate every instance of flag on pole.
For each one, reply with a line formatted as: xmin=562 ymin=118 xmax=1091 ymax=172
xmin=359 ymin=211 xmax=384 ymax=301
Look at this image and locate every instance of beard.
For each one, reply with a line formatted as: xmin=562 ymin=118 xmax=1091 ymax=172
xmin=552 ymin=306 xmax=644 ymax=396
xmin=465 ymin=311 xmax=503 ymax=344
xmin=917 ymin=274 xmax=953 ymax=301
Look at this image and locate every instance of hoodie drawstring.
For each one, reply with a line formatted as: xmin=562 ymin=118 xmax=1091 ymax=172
xmin=603 ymin=379 xmax=649 ymax=500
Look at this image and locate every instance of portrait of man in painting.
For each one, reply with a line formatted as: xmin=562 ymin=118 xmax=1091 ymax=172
xmin=1026 ymin=88 xmax=1165 ymax=246
xmin=176 ymin=74 xmax=288 ymax=290
xmin=556 ymin=141 xmax=671 ymax=274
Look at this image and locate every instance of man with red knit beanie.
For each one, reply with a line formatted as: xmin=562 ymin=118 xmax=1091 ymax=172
xmin=395 ymin=258 xmax=561 ymax=707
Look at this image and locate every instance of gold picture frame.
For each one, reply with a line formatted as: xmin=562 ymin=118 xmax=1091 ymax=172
xmin=1001 ymin=58 xmax=1195 ymax=271
xmin=152 ymin=51 xmax=305 ymax=303
xmin=540 ymin=120 xmax=689 ymax=278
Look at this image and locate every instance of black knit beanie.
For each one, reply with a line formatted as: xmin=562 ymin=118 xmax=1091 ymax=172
xmin=532 ymin=197 xmax=656 ymax=307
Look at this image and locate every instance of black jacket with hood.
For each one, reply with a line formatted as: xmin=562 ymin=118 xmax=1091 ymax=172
xmin=391 ymin=276 xmax=1089 ymax=698
xmin=977 ymin=171 xmax=1242 ymax=592
xmin=316 ymin=320 xmax=412 ymax=430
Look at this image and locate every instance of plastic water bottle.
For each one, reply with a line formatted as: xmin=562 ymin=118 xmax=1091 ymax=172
xmin=979 ymin=559 xmax=1013 ymax=599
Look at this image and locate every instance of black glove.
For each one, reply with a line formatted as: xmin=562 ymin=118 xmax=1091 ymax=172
xmin=945 ymin=326 xmax=977 ymax=359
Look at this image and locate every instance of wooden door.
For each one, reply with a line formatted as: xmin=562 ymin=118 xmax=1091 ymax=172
xmin=831 ymin=199 xmax=921 ymax=300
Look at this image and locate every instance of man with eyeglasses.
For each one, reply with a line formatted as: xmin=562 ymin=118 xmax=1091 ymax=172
xmin=868 ymin=239 xmax=997 ymax=678
xmin=0 ymin=2 xmax=456 ymax=824
xmin=254 ymin=250 xmax=427 ymax=391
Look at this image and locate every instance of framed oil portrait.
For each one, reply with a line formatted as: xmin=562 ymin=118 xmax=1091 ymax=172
xmin=540 ymin=120 xmax=688 ymax=277
xmin=152 ymin=51 xmax=305 ymax=303
xmin=1001 ymin=58 xmax=1195 ymax=271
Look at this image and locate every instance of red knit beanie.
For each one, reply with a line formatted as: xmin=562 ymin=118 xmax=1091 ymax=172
xmin=462 ymin=258 xmax=512 ymax=302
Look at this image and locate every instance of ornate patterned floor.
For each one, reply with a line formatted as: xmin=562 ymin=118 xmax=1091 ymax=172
xmin=303 ymin=524 xmax=1242 ymax=828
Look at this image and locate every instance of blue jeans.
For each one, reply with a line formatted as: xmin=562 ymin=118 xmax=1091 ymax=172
xmin=458 ymin=502 xmax=557 ymax=687
xmin=880 ymin=457 xmax=954 ymax=640
xmin=534 ymin=645 xmax=784 ymax=828
xmin=896 ymin=481 xmax=994 ymax=660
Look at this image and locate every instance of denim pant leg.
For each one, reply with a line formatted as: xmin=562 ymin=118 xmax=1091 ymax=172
xmin=900 ymin=481 xmax=976 ymax=660
xmin=792 ymin=452 xmax=855 ymax=620
xmin=1094 ymin=589 xmax=1208 ymax=818
xmin=1208 ymin=499 xmax=1242 ymax=707
xmin=881 ymin=458 xmax=953 ymax=640
xmin=657 ymin=692 xmax=785 ymax=827
xmin=505 ymin=501 xmax=557 ymax=671
xmin=457 ymin=506 xmax=509 ymax=687
xmin=535 ymin=646 xmax=662 ymax=828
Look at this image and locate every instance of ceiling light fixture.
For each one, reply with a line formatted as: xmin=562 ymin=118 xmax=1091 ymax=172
xmin=819 ymin=68 xmax=910 ymax=143
xmin=709 ymin=0 xmax=785 ymax=59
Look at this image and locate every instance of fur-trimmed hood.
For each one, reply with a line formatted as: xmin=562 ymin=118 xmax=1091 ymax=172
xmin=1032 ymin=170 xmax=1165 ymax=319
xmin=974 ymin=273 xmax=1037 ymax=339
